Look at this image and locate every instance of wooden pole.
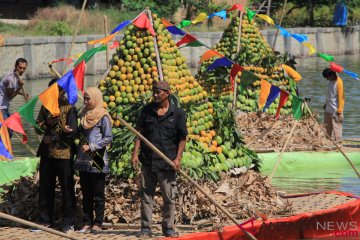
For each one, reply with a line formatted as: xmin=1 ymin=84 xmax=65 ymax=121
xmin=304 ymin=102 xmax=360 ymax=178
xmin=146 ymin=8 xmax=164 ymax=82
xmin=0 ymin=212 xmax=82 ymax=240
xmin=104 ymin=15 xmax=109 ymax=68
xmin=266 ymin=0 xmax=272 ymax=28
xmin=62 ymin=0 xmax=88 ymax=74
xmin=269 ymin=120 xmax=298 ymax=179
xmin=116 ymin=115 xmax=257 ymax=240
xmin=13 ymin=132 xmax=37 ymax=156
xmin=233 ymin=10 xmax=244 ymax=108
xmin=272 ymin=0 xmax=288 ymax=49
xmin=256 ymin=0 xmax=268 ymax=14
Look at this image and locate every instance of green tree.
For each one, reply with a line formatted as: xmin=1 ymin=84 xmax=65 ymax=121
xmin=121 ymin=0 xmax=181 ymax=19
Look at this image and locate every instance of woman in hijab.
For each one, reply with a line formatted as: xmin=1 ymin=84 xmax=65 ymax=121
xmin=74 ymin=87 xmax=113 ymax=233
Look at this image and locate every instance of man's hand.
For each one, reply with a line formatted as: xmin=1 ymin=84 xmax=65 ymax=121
xmin=81 ymin=145 xmax=90 ymax=153
xmin=63 ymin=125 xmax=73 ymax=133
xmin=172 ymin=157 xmax=181 ymax=171
xmin=18 ymin=79 xmax=25 ymax=87
xmin=43 ymin=135 xmax=52 ymax=144
xmin=131 ymin=154 xmax=139 ymax=170
xmin=337 ymin=112 xmax=344 ymax=123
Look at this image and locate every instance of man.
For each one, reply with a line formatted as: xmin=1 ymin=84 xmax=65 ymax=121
xmin=0 ymin=58 xmax=28 ymax=120
xmin=131 ymin=81 xmax=187 ymax=238
xmin=323 ymin=68 xmax=345 ymax=143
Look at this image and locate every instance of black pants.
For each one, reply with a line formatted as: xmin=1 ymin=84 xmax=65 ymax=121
xmin=79 ymin=171 xmax=106 ymax=227
xmin=39 ymin=157 xmax=76 ymax=226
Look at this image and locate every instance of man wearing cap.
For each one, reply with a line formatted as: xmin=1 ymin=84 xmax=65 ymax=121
xmin=322 ymin=68 xmax=345 ymax=143
xmin=131 ymin=81 xmax=187 ymax=238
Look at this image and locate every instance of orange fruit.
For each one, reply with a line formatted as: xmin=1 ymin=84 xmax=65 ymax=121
xmin=216 ymin=147 xmax=222 ymax=154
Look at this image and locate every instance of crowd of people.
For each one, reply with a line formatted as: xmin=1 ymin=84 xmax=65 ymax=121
xmin=0 ymin=57 xmax=345 ymax=237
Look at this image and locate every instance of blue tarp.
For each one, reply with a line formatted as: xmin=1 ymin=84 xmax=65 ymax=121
xmin=333 ymin=0 xmax=348 ymax=27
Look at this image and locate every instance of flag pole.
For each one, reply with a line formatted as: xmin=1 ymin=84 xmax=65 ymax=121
xmin=233 ymin=8 xmax=244 ymax=108
xmin=103 ymin=15 xmax=109 ymax=68
xmin=272 ymin=0 xmax=288 ymax=49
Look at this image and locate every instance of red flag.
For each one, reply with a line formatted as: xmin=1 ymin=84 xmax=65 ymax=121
xmin=133 ymin=12 xmax=156 ymax=36
xmin=109 ymin=41 xmax=119 ymax=49
xmin=73 ymin=60 xmax=85 ymax=93
xmin=230 ymin=64 xmax=244 ymax=91
xmin=227 ymin=4 xmax=245 ymax=12
xmin=330 ymin=62 xmax=344 ymax=73
xmin=176 ymin=34 xmax=197 ymax=47
xmin=276 ymin=90 xmax=290 ymax=119
xmin=3 ymin=112 xmax=27 ymax=143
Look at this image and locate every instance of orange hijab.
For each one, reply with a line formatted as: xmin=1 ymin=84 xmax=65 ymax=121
xmin=80 ymin=87 xmax=112 ymax=129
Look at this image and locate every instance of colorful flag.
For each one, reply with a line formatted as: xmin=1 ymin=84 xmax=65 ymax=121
xmin=110 ymin=20 xmax=132 ymax=34
xmin=343 ymin=69 xmax=360 ymax=80
xmin=192 ymin=13 xmax=208 ymax=24
xmin=275 ymin=25 xmax=291 ymax=38
xmin=258 ymin=80 xmax=272 ymax=109
xmin=72 ymin=60 xmax=85 ymax=93
xmin=0 ymin=112 xmax=12 ymax=161
xmin=291 ymin=34 xmax=309 ymax=43
xmin=303 ymin=42 xmax=317 ymax=55
xmin=318 ymin=53 xmax=335 ymax=62
xmin=292 ymin=94 xmax=303 ymax=120
xmin=246 ymin=7 xmax=256 ymax=22
xmin=161 ymin=18 xmax=172 ymax=27
xmin=3 ymin=112 xmax=27 ymax=143
xmin=0 ymin=128 xmax=13 ymax=159
xmin=230 ymin=64 xmax=244 ymax=91
xmin=276 ymin=90 xmax=290 ymax=119
xmin=207 ymin=57 xmax=233 ymax=71
xmin=50 ymin=57 xmax=72 ymax=65
xmin=18 ymin=96 xmax=39 ymax=127
xmin=199 ymin=49 xmax=223 ymax=63
xmin=39 ymin=83 xmax=60 ymax=117
xmin=177 ymin=20 xmax=192 ymax=29
xmin=330 ymin=62 xmax=344 ymax=73
xmin=74 ymin=45 xmax=107 ymax=66
xmin=257 ymin=14 xmax=275 ymax=25
xmin=208 ymin=10 xmax=227 ymax=21
xmin=109 ymin=41 xmax=119 ymax=49
xmin=87 ymin=32 xmax=117 ymax=45
xmin=161 ymin=18 xmax=186 ymax=35
xmin=132 ymin=12 xmax=156 ymax=36
xmin=227 ymin=4 xmax=245 ymax=12
xmin=175 ymin=34 xmax=197 ymax=47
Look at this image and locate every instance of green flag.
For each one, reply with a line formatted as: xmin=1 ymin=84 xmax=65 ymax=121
xmin=291 ymin=94 xmax=303 ymax=120
xmin=240 ymin=70 xmax=259 ymax=89
xmin=318 ymin=53 xmax=334 ymax=62
xmin=177 ymin=20 xmax=192 ymax=29
xmin=18 ymin=96 xmax=39 ymax=126
xmin=181 ymin=40 xmax=205 ymax=48
xmin=246 ymin=7 xmax=257 ymax=22
xmin=74 ymin=45 xmax=107 ymax=66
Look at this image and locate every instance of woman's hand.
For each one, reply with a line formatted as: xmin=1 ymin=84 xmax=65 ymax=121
xmin=81 ymin=144 xmax=90 ymax=153
xmin=63 ymin=125 xmax=73 ymax=133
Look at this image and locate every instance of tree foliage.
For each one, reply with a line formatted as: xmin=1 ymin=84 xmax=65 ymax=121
xmin=121 ymin=0 xmax=181 ymax=18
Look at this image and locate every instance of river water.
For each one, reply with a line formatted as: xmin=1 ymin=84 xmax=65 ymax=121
xmin=6 ymin=54 xmax=360 ymax=194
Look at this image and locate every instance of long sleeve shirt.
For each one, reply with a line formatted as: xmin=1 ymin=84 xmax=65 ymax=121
xmin=325 ymin=77 xmax=345 ymax=114
xmin=74 ymin=116 xmax=113 ymax=173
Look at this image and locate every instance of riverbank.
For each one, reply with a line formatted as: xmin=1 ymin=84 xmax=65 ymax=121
xmin=1 ymin=26 xmax=359 ymax=79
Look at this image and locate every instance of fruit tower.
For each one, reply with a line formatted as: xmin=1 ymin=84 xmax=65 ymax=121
xmin=99 ymin=10 xmax=259 ymax=179
xmin=197 ymin=13 xmax=296 ymax=115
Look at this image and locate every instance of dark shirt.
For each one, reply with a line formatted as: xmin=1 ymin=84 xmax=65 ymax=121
xmin=136 ymin=101 xmax=187 ymax=172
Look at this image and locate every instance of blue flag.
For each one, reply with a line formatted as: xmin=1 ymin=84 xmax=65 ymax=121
xmin=291 ymin=34 xmax=308 ymax=43
xmin=0 ymin=125 xmax=13 ymax=160
xmin=276 ymin=25 xmax=291 ymax=38
xmin=57 ymin=70 xmax=79 ymax=105
xmin=208 ymin=10 xmax=227 ymax=21
xmin=263 ymin=85 xmax=281 ymax=112
xmin=110 ymin=20 xmax=132 ymax=34
xmin=166 ymin=26 xmax=186 ymax=36
xmin=207 ymin=57 xmax=233 ymax=71
xmin=343 ymin=69 xmax=359 ymax=80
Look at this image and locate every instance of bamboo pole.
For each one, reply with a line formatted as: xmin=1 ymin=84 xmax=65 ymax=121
xmin=256 ymin=0 xmax=268 ymax=14
xmin=266 ymin=0 xmax=272 ymax=28
xmin=233 ymin=10 xmax=244 ymax=108
xmin=62 ymin=0 xmax=88 ymax=74
xmin=269 ymin=120 xmax=298 ymax=180
xmin=147 ymin=8 xmax=164 ymax=82
xmin=272 ymin=0 xmax=288 ymax=49
xmin=116 ymin=115 xmax=257 ymax=240
xmin=104 ymin=15 xmax=109 ymax=68
xmin=0 ymin=212 xmax=82 ymax=240
xmin=304 ymin=102 xmax=360 ymax=178
xmin=13 ymin=132 xmax=37 ymax=156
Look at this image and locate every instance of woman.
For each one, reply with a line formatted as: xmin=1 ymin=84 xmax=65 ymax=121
xmin=32 ymin=78 xmax=77 ymax=233
xmin=74 ymin=87 xmax=113 ymax=233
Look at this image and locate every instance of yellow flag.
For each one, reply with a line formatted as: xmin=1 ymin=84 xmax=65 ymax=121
xmin=88 ymin=32 xmax=117 ymax=45
xmin=256 ymin=14 xmax=275 ymax=25
xmin=70 ymin=52 xmax=83 ymax=59
xmin=191 ymin=13 xmax=208 ymax=24
xmin=303 ymin=42 xmax=317 ymax=55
